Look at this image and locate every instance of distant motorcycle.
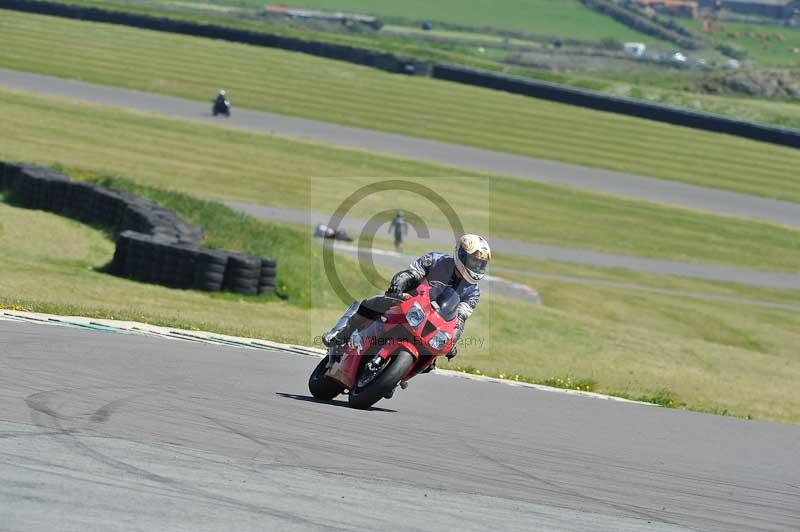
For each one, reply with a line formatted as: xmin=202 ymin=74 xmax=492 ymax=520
xmin=212 ymin=98 xmax=231 ymax=117
xmin=308 ymin=280 xmax=460 ymax=409
xmin=313 ymin=223 xmax=354 ymax=242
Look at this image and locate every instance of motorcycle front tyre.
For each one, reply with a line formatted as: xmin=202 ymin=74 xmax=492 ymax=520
xmin=348 ymin=350 xmax=414 ymax=409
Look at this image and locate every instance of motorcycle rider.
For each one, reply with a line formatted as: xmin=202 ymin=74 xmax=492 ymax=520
xmin=214 ymin=90 xmax=229 ymax=112
xmin=322 ymin=234 xmax=491 ymax=365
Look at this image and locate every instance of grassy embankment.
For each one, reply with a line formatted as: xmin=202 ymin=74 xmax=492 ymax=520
xmin=17 ymin=0 xmax=800 ymax=129
xmin=2 ymin=89 xmax=800 ymax=273
xmin=170 ymin=0 xmax=658 ymax=42
xmin=679 ymin=18 xmax=800 ymax=67
xmin=2 ymin=89 xmax=800 ymax=422
xmin=0 ymin=192 xmax=342 ymax=343
xmin=1 ymin=10 xmax=800 ymax=202
xmin=50 ymin=0 xmax=668 ymax=47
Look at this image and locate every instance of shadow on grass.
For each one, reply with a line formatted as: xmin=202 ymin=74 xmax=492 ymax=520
xmin=275 ymin=392 xmax=397 ymax=413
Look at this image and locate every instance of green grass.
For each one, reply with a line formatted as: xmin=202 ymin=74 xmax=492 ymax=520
xmin=680 ymin=19 xmax=800 ymax=67
xmin=594 ymin=73 xmax=800 ymax=130
xmin=177 ymin=0 xmax=659 ymax=42
xmin=32 ymin=0 xmax=630 ymax=66
xmin=448 ymin=275 xmax=800 ymax=424
xmin=491 ymin=252 xmax=800 ymax=308
xmin=20 ymin=0 xmax=800 ymax=133
xmin=2 ymin=10 xmax=800 ymax=204
xmin=4 ymin=191 xmax=800 ymax=424
xmin=4 ymin=88 xmax=800 ymax=273
xmin=446 ymin=366 xmax=680 ymax=408
xmin=0 ymin=194 xmax=346 ymax=342
xmin=87 ymin=175 xmax=380 ymax=308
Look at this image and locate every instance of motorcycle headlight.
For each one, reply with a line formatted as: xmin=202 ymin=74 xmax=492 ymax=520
xmin=405 ymin=302 xmax=425 ymax=329
xmin=428 ymin=331 xmax=451 ymax=351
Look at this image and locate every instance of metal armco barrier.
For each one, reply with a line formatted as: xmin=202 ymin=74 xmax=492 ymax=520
xmin=0 ymin=162 xmax=277 ymax=295
xmin=432 ymin=64 xmax=800 ymax=149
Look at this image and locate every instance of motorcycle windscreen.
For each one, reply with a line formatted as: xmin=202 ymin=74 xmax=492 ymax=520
xmin=436 ymin=287 xmax=460 ymax=322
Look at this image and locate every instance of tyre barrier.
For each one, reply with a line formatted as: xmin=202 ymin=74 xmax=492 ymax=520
xmin=0 ymin=162 xmax=277 ymax=295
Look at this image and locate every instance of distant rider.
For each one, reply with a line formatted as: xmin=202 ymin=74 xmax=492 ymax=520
xmin=214 ymin=90 xmax=229 ymax=113
xmin=322 ymin=234 xmax=492 ymax=366
xmin=389 ymin=211 xmax=409 ymax=252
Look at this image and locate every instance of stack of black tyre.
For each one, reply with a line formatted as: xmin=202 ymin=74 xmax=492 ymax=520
xmin=0 ymin=162 xmax=277 ymax=295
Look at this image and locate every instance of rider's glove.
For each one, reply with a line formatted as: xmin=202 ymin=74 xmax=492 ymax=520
xmin=446 ymin=345 xmax=458 ymax=361
xmin=386 ymin=272 xmax=413 ymax=296
xmin=446 ymin=315 xmax=466 ymax=360
xmin=385 ymin=283 xmax=404 ymax=296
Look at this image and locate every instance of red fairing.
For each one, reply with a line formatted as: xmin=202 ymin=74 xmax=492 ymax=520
xmin=326 ymin=280 xmax=459 ymax=390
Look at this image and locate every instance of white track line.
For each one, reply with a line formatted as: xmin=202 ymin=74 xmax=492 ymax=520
xmin=0 ymin=309 xmax=652 ymax=405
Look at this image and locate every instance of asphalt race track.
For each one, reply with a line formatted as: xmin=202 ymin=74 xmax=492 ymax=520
xmin=2 ymin=321 xmax=799 ymax=531
xmin=2 ymin=68 xmax=800 ymax=230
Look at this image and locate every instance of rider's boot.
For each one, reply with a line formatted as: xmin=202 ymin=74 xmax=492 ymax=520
xmin=322 ymin=301 xmax=359 ymax=348
xmin=327 ymin=315 xmax=368 ymax=366
xmin=322 ymin=301 xmax=366 ymax=366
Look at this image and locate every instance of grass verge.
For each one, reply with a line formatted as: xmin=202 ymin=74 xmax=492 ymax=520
xmin=1 ymin=10 xmax=799 ymax=202
xmin=448 ymin=366 xmax=681 ymax=408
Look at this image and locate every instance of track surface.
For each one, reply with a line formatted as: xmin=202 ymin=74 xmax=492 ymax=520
xmin=1 ymin=321 xmax=799 ymax=531
xmin=2 ymin=68 xmax=800 ymax=230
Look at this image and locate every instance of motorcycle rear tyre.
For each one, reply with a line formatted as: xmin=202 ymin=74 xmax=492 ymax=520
xmin=308 ymin=355 xmax=345 ymax=400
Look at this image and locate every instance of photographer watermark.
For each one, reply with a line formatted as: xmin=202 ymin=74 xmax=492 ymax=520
xmin=308 ymin=175 xmax=491 ymax=350
xmin=319 ymin=179 xmax=467 ymax=307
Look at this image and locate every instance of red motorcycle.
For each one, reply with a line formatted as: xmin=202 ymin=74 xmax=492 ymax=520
xmin=308 ymin=280 xmax=460 ymax=409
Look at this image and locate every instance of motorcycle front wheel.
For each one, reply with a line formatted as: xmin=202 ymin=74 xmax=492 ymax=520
xmin=348 ymin=350 xmax=415 ymax=409
xmin=308 ymin=355 xmax=345 ymax=400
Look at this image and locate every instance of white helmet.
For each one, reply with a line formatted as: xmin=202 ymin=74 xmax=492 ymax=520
xmin=219 ymin=89 xmax=226 ymax=96
xmin=454 ymin=234 xmax=491 ymax=284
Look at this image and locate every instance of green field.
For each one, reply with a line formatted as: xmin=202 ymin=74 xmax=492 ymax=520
xmin=4 ymin=188 xmax=800 ymax=424
xmin=185 ymin=0 xmax=658 ymax=41
xmin=680 ymin=19 xmax=800 ymax=67
xmin=2 ymin=10 xmax=799 ymax=203
xmin=15 ymin=0 xmax=800 ymax=132
xmin=3 ymin=88 xmax=800 ymax=273
xmin=593 ymin=72 xmax=800 ymax=129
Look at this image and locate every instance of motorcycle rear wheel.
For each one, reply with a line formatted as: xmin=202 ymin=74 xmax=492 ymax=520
xmin=308 ymin=355 xmax=345 ymax=400
xmin=348 ymin=350 xmax=415 ymax=409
